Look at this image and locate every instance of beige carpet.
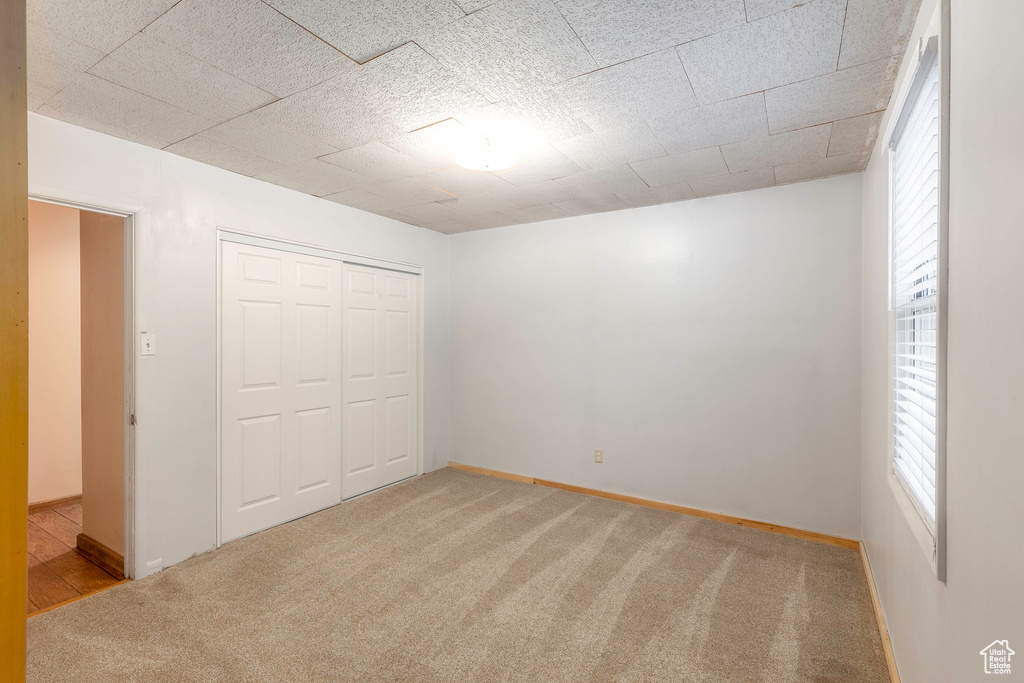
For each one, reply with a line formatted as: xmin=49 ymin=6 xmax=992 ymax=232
xmin=27 ymin=469 xmax=889 ymax=682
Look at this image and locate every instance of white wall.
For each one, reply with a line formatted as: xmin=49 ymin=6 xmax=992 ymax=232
xmin=27 ymin=200 xmax=82 ymax=504
xmin=28 ymin=113 xmax=451 ymax=578
xmin=861 ymin=1 xmax=1024 ymax=680
xmin=450 ymin=174 xmax=864 ymax=539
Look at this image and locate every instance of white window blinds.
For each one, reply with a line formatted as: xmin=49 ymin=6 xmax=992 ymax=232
xmin=890 ymin=42 xmax=941 ymax=527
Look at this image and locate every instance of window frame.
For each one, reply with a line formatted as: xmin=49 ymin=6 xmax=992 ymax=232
xmin=887 ymin=31 xmax=949 ymax=582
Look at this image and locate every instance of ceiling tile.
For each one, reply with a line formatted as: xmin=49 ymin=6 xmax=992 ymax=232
xmin=440 ymin=191 xmax=522 ymax=215
xmin=27 ymin=0 xmax=179 ymax=53
xmin=649 ymin=93 xmax=769 ymax=154
xmin=422 ymin=167 xmax=515 ymax=196
xmin=448 ymin=212 xmax=518 ymax=232
xmin=828 ymin=111 xmax=883 ymax=159
xmin=689 ymin=167 xmax=776 ymax=197
xmin=495 ymin=179 xmax=578 ymax=206
xmin=320 ymin=142 xmax=436 ymax=182
xmin=419 ymin=219 xmax=463 ymax=234
xmin=38 ymin=73 xmax=213 ymax=149
xmin=558 ymin=49 xmax=697 ymax=131
xmin=553 ymin=165 xmax=648 ymax=197
xmin=721 ymin=123 xmax=832 ymax=172
xmin=498 ymin=203 xmax=568 ymax=224
xmin=255 ymin=159 xmax=376 ymax=196
xmin=615 ymin=181 xmax=697 ymax=208
xmin=551 ymin=0 xmax=746 ymax=67
xmin=553 ymin=123 xmax=666 ymax=171
xmin=88 ymin=33 xmax=275 ymax=122
xmin=765 ymin=56 xmax=899 ymax=133
xmin=144 ymin=0 xmax=354 ymax=97
xmin=395 ymin=201 xmax=466 ymax=223
xmin=743 ymin=0 xmax=806 ymax=22
xmin=552 ymin=194 xmax=629 ymax=216
xmin=363 ymin=177 xmax=460 ymax=205
xmin=202 ymin=109 xmax=338 ymax=165
xmin=386 ymin=119 xmax=472 ymax=170
xmin=263 ymin=0 xmax=465 ymax=64
xmin=419 ymin=0 xmax=596 ymax=102
xmin=677 ymin=0 xmax=846 ymax=104
xmin=839 ymin=0 xmax=923 ymax=69
xmin=629 ymin=147 xmax=728 ymax=187
xmin=164 ymin=135 xmax=283 ymax=177
xmin=490 ymin=145 xmax=582 ymax=186
xmin=774 ymin=152 xmax=863 ymax=184
xmin=322 ymin=188 xmax=414 ymax=214
xmin=454 ymin=87 xmax=591 ymax=143
xmin=26 ymin=20 xmax=104 ymax=99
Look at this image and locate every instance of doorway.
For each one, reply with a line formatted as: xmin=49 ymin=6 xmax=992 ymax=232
xmin=25 ymin=199 xmax=134 ymax=615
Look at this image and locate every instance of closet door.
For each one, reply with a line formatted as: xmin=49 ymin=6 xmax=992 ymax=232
xmin=342 ymin=264 xmax=419 ymax=498
xmin=221 ymin=242 xmax=342 ymax=542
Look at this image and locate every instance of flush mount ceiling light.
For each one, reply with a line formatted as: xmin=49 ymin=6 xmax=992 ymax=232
xmin=455 ymin=136 xmax=520 ymax=171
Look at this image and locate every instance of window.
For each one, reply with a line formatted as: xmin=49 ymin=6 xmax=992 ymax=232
xmin=889 ymin=37 xmax=943 ymax=535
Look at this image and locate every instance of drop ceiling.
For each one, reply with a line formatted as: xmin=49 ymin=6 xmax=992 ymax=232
xmin=27 ymin=0 xmax=921 ymax=233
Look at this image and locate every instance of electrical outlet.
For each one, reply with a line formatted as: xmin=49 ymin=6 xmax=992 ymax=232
xmin=594 ymin=449 xmax=603 ymax=463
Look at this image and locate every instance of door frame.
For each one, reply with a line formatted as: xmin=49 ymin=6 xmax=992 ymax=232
xmin=28 ymin=190 xmax=138 ymax=579
xmin=216 ymin=228 xmax=425 ymax=547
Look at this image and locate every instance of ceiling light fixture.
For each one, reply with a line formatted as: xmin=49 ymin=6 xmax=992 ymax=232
xmin=455 ymin=136 xmax=519 ymax=171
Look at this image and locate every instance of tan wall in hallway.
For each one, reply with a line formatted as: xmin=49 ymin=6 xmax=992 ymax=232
xmin=27 ymin=200 xmax=82 ymax=505
xmin=80 ymin=211 xmax=125 ymax=557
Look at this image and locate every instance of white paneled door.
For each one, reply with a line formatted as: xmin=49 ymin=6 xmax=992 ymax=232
xmin=342 ymin=264 xmax=419 ymax=498
xmin=221 ymin=242 xmax=342 ymax=542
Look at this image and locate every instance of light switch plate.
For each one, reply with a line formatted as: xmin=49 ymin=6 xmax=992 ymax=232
xmin=140 ymin=332 xmax=156 ymax=356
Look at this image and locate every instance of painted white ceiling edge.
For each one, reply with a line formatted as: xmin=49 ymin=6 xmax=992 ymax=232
xmin=26 ymin=0 xmax=921 ymax=233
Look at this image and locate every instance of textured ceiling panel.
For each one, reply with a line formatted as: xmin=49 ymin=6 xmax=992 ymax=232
xmin=454 ymin=87 xmax=591 ymax=143
xmin=553 ymin=194 xmax=629 ymax=217
xmin=144 ymin=0 xmax=354 ymax=97
xmin=721 ymin=123 xmax=832 ymax=173
xmin=498 ymin=203 xmax=568 ymax=224
xmin=629 ymin=147 xmax=729 ymax=187
xmin=495 ymin=179 xmax=578 ymax=207
xmin=688 ymin=166 xmax=776 ymax=198
xmin=828 ymin=111 xmax=883 ymax=159
xmin=29 ymin=0 xmax=917 ymax=232
xmin=839 ymin=0 xmax=923 ymax=69
xmin=490 ymin=145 xmax=582 ymax=186
xmin=552 ymin=0 xmax=746 ymax=67
xmin=558 ymin=49 xmax=697 ymax=131
xmin=774 ymin=152 xmax=863 ymax=185
xmin=89 ymin=34 xmax=275 ymax=122
xmin=440 ymin=191 xmax=522 ymax=215
xmin=765 ymin=56 xmax=900 ymax=133
xmin=38 ymin=73 xmax=212 ymax=148
xmin=320 ymin=142 xmax=437 ymax=181
xmin=201 ymin=110 xmax=337 ymax=165
xmin=256 ymin=159 xmax=377 ymax=196
xmin=743 ymin=0 xmax=808 ymax=22
xmin=26 ymin=20 xmax=104 ymax=108
xmin=165 ymin=136 xmax=283 ymax=177
xmin=553 ymin=124 xmax=666 ymax=171
xmin=422 ymin=167 xmax=515 ymax=196
xmin=27 ymin=0 xmax=179 ymax=53
xmin=553 ymin=165 xmax=648 ymax=197
xmin=615 ymin=181 xmax=697 ymax=208
xmin=648 ymin=93 xmax=769 ymax=154
xmin=263 ymin=0 xmax=465 ymax=64
xmin=363 ymin=177 xmax=459 ymax=206
xmin=677 ymin=0 xmax=846 ymax=104
xmin=419 ymin=0 xmax=596 ymax=102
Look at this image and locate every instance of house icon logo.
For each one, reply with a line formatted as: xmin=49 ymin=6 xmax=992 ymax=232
xmin=980 ymin=640 xmax=1014 ymax=675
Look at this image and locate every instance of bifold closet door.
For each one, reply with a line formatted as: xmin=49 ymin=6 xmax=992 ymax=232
xmin=342 ymin=264 xmax=419 ymax=498
xmin=221 ymin=242 xmax=342 ymax=542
